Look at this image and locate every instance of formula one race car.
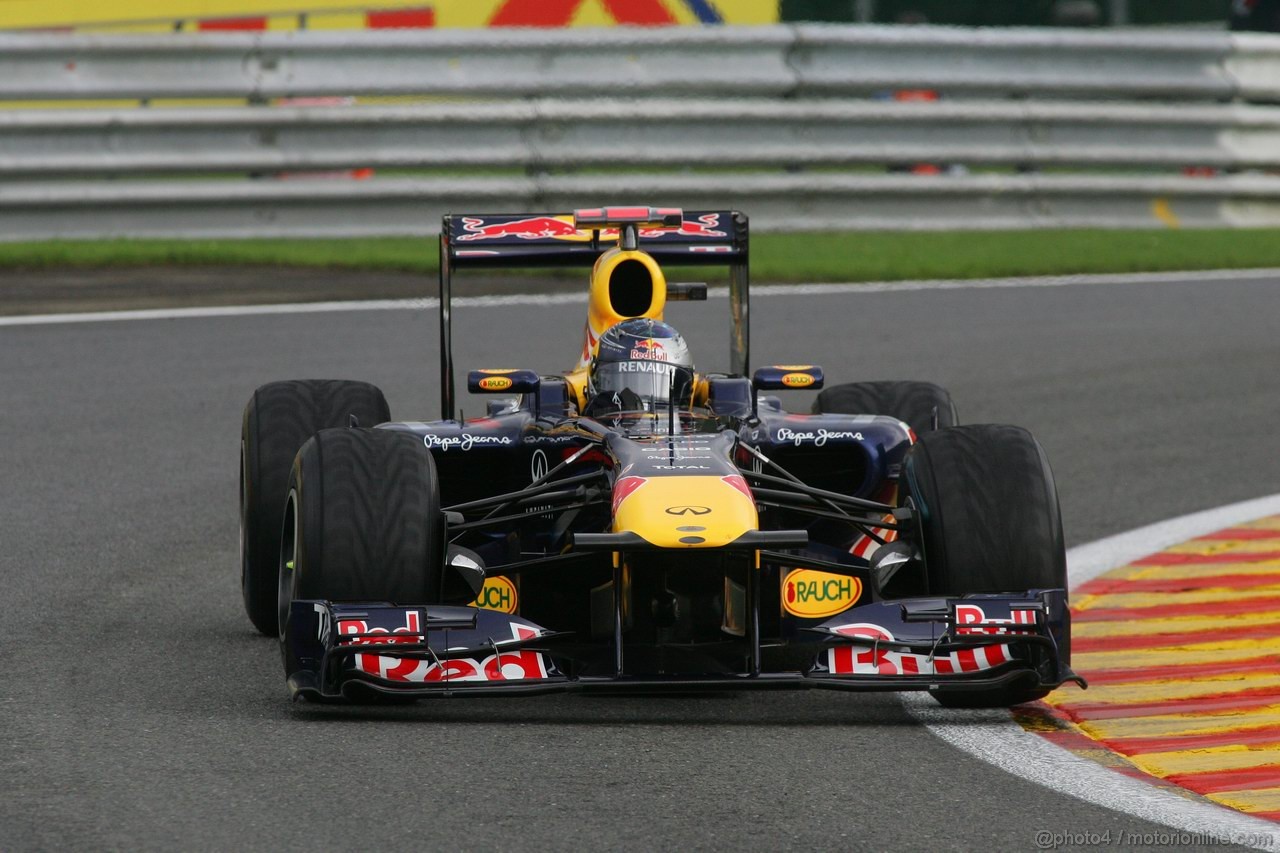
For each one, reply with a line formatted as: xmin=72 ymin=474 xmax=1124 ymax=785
xmin=239 ymin=206 xmax=1084 ymax=707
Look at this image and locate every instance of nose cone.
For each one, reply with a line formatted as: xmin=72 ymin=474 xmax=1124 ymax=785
xmin=613 ymin=474 xmax=758 ymax=548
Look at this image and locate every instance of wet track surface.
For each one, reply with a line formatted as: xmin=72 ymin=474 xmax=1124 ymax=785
xmin=3 ymin=274 xmax=1280 ymax=850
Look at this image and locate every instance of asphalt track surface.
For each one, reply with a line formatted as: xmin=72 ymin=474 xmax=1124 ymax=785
xmin=4 ymin=273 xmax=1280 ymax=851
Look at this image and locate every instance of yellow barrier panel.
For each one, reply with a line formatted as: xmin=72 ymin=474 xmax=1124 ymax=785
xmin=0 ymin=0 xmax=778 ymax=31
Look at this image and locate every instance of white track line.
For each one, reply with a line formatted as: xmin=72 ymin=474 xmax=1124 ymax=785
xmin=904 ymin=493 xmax=1280 ymax=850
xmin=3 ymin=267 xmax=1280 ymax=328
xmin=1070 ymin=494 xmax=1280 ymax=587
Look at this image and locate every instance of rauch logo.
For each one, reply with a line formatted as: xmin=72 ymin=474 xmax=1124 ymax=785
xmin=471 ymin=576 xmax=518 ymax=614
xmin=782 ymin=569 xmax=863 ymax=618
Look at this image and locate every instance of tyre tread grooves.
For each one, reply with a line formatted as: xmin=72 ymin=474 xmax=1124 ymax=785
xmin=240 ymin=379 xmax=390 ymax=634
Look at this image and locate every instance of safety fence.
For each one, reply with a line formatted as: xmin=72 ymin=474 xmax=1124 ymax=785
xmin=2 ymin=24 xmax=1280 ymax=238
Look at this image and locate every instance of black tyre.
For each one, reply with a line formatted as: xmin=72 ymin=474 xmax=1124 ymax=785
xmin=813 ymin=380 xmax=958 ymax=434
xmin=240 ymin=379 xmax=390 ymax=635
xmin=279 ymin=428 xmax=444 ymax=645
xmin=900 ymin=424 xmax=1067 ymax=708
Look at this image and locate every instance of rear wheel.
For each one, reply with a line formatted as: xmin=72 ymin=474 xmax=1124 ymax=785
xmin=240 ymin=379 xmax=390 ymax=635
xmin=279 ymin=427 xmax=444 ymax=643
xmin=813 ymin=380 xmax=958 ymax=434
xmin=900 ymin=424 xmax=1067 ymax=707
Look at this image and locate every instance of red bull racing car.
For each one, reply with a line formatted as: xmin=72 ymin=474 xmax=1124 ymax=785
xmin=239 ymin=206 xmax=1084 ymax=707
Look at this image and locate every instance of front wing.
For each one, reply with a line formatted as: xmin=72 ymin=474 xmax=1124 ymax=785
xmin=284 ymin=592 xmax=1083 ymax=700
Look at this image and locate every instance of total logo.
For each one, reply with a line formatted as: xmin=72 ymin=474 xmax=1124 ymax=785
xmin=782 ymin=569 xmax=862 ymax=618
xmin=631 ymin=338 xmax=667 ymax=360
xmin=470 ymin=576 xmax=518 ymax=614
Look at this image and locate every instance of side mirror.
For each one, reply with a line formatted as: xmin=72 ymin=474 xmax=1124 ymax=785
xmin=667 ymin=282 xmax=707 ymax=301
xmin=467 ymin=369 xmax=541 ymax=394
xmin=751 ymin=365 xmax=825 ymax=392
xmin=705 ymin=375 xmax=753 ymax=417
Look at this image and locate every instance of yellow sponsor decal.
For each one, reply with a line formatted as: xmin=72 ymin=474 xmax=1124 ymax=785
xmin=781 ymin=372 xmax=817 ymax=388
xmin=774 ymin=365 xmax=814 ymax=370
xmin=470 ymin=575 xmax=517 ymax=614
xmin=477 ymin=376 xmax=514 ymax=391
xmin=782 ymin=569 xmax=862 ymax=618
xmin=1152 ymin=197 xmax=1181 ymax=229
xmin=477 ymin=369 xmax=518 ymax=375
xmin=1 ymin=0 xmax=779 ymax=34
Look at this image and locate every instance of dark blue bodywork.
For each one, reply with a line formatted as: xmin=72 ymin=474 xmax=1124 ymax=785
xmin=283 ymin=388 xmax=1080 ymax=700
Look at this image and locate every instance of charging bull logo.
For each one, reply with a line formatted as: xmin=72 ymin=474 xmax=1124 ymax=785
xmin=631 ymin=339 xmax=667 ymax=360
xmin=457 ymin=216 xmax=583 ymax=242
xmin=457 ymin=212 xmax=728 ymax=244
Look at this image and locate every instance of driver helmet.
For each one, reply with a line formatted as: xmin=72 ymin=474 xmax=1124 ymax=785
xmin=588 ymin=318 xmax=695 ymax=412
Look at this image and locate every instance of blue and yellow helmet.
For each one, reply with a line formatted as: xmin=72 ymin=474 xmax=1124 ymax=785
xmin=588 ymin=318 xmax=695 ymax=410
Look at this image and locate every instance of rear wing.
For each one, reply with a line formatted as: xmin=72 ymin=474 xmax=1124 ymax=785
xmin=437 ymin=209 xmax=750 ymax=421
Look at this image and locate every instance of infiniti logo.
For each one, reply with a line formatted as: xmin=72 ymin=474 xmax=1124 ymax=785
xmin=530 ymin=449 xmax=548 ymax=482
xmin=665 ymin=505 xmax=712 ymax=516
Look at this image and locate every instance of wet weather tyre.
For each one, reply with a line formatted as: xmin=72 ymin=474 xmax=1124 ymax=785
xmin=900 ymin=424 xmax=1067 ymax=708
xmin=240 ymin=379 xmax=390 ymax=635
xmin=279 ymin=428 xmax=444 ymax=637
xmin=813 ymin=381 xmax=958 ymax=434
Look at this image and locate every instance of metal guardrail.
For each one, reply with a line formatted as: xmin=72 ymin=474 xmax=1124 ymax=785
xmin=5 ymin=173 xmax=1280 ymax=241
xmin=2 ymin=25 xmax=1280 ymax=238
xmin=5 ymin=99 xmax=1280 ymax=176
xmin=2 ymin=25 xmax=1278 ymax=101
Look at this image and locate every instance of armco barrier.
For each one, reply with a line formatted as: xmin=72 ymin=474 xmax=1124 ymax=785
xmin=2 ymin=24 xmax=1276 ymax=101
xmin=3 ymin=173 xmax=1279 ymax=241
xmin=4 ymin=99 xmax=1280 ymax=176
xmin=1 ymin=24 xmax=1280 ymax=238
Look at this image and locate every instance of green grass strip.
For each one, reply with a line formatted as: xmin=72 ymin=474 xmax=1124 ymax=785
xmin=4 ymin=229 xmax=1280 ymax=282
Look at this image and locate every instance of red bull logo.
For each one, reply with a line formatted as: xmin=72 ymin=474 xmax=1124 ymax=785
xmin=631 ymin=339 xmax=667 ymax=360
xmin=457 ymin=216 xmax=584 ymax=242
xmin=456 ymin=213 xmax=727 ymax=243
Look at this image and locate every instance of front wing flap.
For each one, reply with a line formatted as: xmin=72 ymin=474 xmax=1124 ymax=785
xmin=284 ymin=602 xmax=570 ymax=700
xmin=284 ymin=590 xmax=1082 ymax=699
xmin=804 ymin=590 xmax=1084 ymax=694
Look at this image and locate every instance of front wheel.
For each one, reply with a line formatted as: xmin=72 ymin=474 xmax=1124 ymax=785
xmin=278 ymin=427 xmax=445 ymax=665
xmin=240 ymin=379 xmax=390 ymax=635
xmin=900 ymin=424 xmax=1067 ymax=708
